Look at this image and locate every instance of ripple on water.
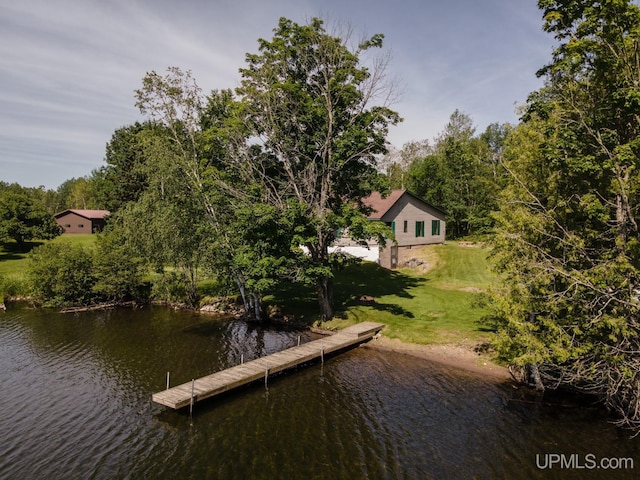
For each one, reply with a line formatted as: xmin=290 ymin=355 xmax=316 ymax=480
xmin=1 ymin=307 xmax=639 ymax=480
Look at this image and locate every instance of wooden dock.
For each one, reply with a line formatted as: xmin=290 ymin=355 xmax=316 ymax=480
xmin=152 ymin=321 xmax=384 ymax=409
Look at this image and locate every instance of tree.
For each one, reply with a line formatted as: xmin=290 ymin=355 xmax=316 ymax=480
xmin=92 ymin=230 xmax=147 ymax=303
xmin=405 ymin=111 xmax=500 ymax=238
xmin=490 ymin=0 xmax=640 ymax=431
xmin=54 ymin=174 xmax=111 ymax=212
xmin=110 ymin=132 xmax=215 ymax=307
xmin=100 ymin=122 xmax=156 ymax=212
xmin=379 ymin=140 xmax=431 ymax=189
xmin=0 ymin=185 xmax=60 ymax=249
xmin=480 ymin=122 xmax=511 ymax=180
xmin=133 ymin=70 xmax=256 ymax=310
xmin=235 ymin=17 xmax=400 ymax=318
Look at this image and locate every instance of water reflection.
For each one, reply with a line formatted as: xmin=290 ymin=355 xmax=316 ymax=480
xmin=0 ymin=305 xmax=638 ymax=479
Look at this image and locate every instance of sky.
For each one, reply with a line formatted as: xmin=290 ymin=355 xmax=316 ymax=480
xmin=0 ymin=0 xmax=556 ymax=190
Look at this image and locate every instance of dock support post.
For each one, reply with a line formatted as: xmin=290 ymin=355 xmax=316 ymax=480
xmin=166 ymin=372 xmax=170 ymax=390
xmin=241 ymin=354 xmax=244 ymax=365
xmin=190 ymin=379 xmax=195 ymax=416
xmin=298 ymin=335 xmax=301 ymax=346
xmin=264 ymin=368 xmax=269 ymax=389
xmin=321 ymin=343 xmax=324 ymax=364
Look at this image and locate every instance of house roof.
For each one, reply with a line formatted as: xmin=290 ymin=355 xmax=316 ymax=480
xmin=54 ymin=209 xmax=111 ymax=220
xmin=362 ymin=189 xmax=446 ymax=219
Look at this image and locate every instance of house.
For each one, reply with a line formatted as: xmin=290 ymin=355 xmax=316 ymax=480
xmin=54 ymin=209 xmax=110 ymax=234
xmin=362 ymin=189 xmax=446 ymax=269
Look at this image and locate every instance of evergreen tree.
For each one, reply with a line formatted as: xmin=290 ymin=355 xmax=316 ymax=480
xmin=491 ymin=0 xmax=640 ymax=431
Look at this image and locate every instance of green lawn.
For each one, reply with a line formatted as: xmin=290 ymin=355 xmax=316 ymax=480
xmin=0 ymin=235 xmax=97 ymax=289
xmin=2 ymin=236 xmax=498 ymax=347
xmin=274 ymin=242 xmax=499 ymax=346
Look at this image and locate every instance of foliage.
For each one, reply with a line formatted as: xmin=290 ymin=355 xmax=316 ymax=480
xmin=100 ymin=122 xmax=156 ymax=212
xmin=115 ymin=131 xmax=198 ymax=304
xmin=28 ymin=242 xmax=97 ymax=307
xmin=380 ymin=140 xmax=431 ymax=190
xmin=26 ymin=234 xmax=147 ymax=307
xmin=0 ymin=273 xmax=27 ymax=301
xmin=130 ymin=18 xmax=399 ymax=320
xmin=132 ymin=71 xmax=240 ymax=309
xmin=55 ymin=175 xmax=106 ymax=211
xmin=235 ymin=17 xmax=400 ymax=318
xmin=92 ymin=231 xmax=147 ymax=302
xmin=151 ymin=271 xmax=191 ymax=305
xmin=394 ymin=112 xmax=507 ymax=238
xmin=490 ymin=0 xmax=640 ymax=431
xmin=0 ymin=184 xmax=60 ymax=249
xmin=0 ymin=176 xmax=111 ymax=218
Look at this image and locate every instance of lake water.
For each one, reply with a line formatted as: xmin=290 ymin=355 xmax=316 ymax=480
xmin=0 ymin=305 xmax=638 ymax=479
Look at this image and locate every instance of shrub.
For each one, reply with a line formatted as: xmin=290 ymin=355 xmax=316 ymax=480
xmin=28 ymin=242 xmax=96 ymax=307
xmin=151 ymin=271 xmax=189 ymax=304
xmin=92 ymin=232 xmax=148 ymax=302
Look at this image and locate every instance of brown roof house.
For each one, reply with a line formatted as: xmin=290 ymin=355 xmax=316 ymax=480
xmin=54 ymin=209 xmax=110 ymax=234
xmin=362 ymin=189 xmax=446 ymax=269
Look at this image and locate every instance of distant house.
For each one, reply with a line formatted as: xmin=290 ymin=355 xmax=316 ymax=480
xmin=362 ymin=189 xmax=446 ymax=269
xmin=54 ymin=209 xmax=110 ymax=234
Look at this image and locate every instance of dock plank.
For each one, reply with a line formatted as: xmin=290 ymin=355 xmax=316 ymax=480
xmin=152 ymin=322 xmax=384 ymax=409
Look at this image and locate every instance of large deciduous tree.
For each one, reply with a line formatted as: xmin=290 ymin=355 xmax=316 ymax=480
xmin=133 ymin=69 xmax=289 ymax=315
xmin=236 ymin=17 xmax=400 ymax=319
xmin=490 ymin=0 xmax=640 ymax=431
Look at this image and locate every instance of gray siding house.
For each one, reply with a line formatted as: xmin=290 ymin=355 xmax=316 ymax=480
xmin=363 ymin=189 xmax=446 ymax=269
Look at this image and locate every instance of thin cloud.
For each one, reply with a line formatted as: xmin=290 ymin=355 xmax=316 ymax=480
xmin=1 ymin=0 xmax=554 ymax=189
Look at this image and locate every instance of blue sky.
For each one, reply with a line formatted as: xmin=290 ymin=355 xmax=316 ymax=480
xmin=1 ymin=0 xmax=555 ymax=189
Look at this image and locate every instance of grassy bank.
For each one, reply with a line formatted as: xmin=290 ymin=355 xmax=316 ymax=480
xmin=0 ymin=235 xmax=97 ymax=299
xmin=268 ymin=242 xmax=498 ymax=346
xmin=1 ymin=237 xmax=498 ymax=348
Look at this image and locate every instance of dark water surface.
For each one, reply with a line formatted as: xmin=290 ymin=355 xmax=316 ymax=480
xmin=0 ymin=305 xmax=638 ymax=479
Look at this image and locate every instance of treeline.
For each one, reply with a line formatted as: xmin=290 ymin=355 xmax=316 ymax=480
xmin=5 ymin=2 xmax=640 ymax=433
xmin=381 ymin=110 xmax=509 ymax=239
xmin=15 ymin=18 xmax=509 ymax=316
xmin=7 ymin=19 xmax=400 ymax=319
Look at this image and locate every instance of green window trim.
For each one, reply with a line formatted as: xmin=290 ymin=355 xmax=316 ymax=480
xmin=385 ymin=221 xmax=395 ymax=234
xmin=431 ymin=220 xmax=441 ymax=236
xmin=415 ymin=221 xmax=425 ymax=237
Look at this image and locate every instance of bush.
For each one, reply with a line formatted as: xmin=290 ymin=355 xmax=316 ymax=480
xmin=92 ymin=233 xmax=148 ymax=302
xmin=28 ymin=242 xmax=96 ymax=307
xmin=151 ymin=271 xmax=189 ymax=304
xmin=26 ymin=233 xmax=151 ymax=307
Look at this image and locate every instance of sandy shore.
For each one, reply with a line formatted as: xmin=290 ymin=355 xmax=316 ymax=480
xmin=365 ymin=335 xmax=511 ymax=382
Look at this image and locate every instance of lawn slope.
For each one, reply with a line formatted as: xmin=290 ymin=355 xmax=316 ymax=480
xmin=323 ymin=242 xmax=498 ymax=345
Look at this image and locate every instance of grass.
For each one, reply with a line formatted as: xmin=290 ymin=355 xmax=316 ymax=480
xmin=0 ymin=234 xmax=96 ymax=282
xmin=268 ymin=242 xmax=499 ymax=346
xmin=1 ymin=236 xmax=498 ymax=348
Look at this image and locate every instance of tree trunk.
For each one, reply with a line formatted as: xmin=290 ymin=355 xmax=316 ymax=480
xmin=526 ymin=363 xmax=545 ymax=392
xmin=317 ymin=276 xmax=335 ymax=320
xmin=251 ymin=292 xmax=263 ymax=321
xmin=235 ymin=276 xmax=249 ymax=315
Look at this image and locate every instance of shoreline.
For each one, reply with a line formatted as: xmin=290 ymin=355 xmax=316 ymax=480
xmin=2 ymin=297 xmax=510 ymax=381
xmin=365 ymin=335 xmax=511 ymax=382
